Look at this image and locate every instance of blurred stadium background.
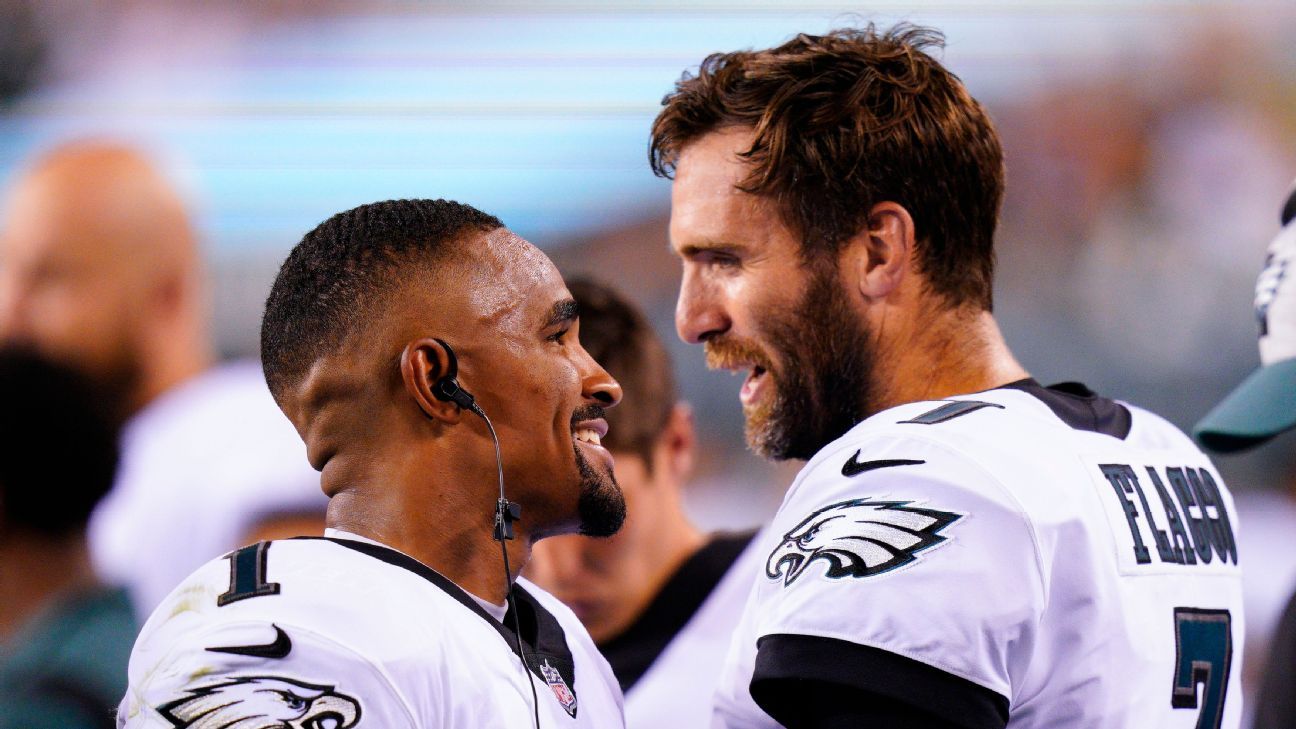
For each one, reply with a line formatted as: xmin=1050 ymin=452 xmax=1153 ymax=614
xmin=2 ymin=0 xmax=1295 ymax=705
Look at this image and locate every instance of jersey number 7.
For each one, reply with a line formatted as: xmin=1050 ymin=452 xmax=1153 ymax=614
xmin=1171 ymin=608 xmax=1232 ymax=729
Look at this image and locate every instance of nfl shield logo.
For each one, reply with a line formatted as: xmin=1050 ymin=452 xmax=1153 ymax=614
xmin=540 ymin=659 xmax=578 ymax=718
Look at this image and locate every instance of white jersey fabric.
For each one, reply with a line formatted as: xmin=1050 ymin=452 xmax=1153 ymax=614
xmin=89 ymin=361 xmax=327 ymax=618
xmin=621 ymin=532 xmax=764 ymax=729
xmin=714 ymin=381 xmax=1244 ymax=729
xmin=118 ymin=533 xmax=626 ymax=729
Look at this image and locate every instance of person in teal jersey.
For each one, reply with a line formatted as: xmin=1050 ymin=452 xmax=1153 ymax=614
xmin=0 ymin=347 xmax=135 ymax=728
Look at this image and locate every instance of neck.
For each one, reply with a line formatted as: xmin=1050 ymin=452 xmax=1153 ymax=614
xmin=0 ymin=533 xmax=99 ymax=642
xmin=323 ymin=445 xmax=525 ymax=606
xmin=612 ymin=489 xmax=705 ymax=640
xmin=872 ymin=306 xmax=1029 ymax=414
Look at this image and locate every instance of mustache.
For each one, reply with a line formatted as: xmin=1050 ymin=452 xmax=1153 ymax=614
xmin=571 ymin=404 xmax=607 ymax=427
xmin=704 ymin=337 xmax=774 ymax=372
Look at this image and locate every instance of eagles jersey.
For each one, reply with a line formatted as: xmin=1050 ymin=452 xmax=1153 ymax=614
xmin=117 ymin=534 xmax=625 ymax=729
xmin=600 ymin=531 xmax=763 ymax=729
xmin=713 ymin=380 xmax=1244 ymax=729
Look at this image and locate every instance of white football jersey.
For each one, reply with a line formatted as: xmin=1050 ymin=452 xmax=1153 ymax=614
xmin=714 ymin=380 xmax=1244 ymax=729
xmin=621 ymin=532 xmax=764 ymax=729
xmin=118 ymin=535 xmax=626 ymax=729
xmin=90 ymin=361 xmax=327 ymax=618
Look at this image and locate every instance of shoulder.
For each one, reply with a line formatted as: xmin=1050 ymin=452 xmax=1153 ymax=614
xmin=122 ymin=539 xmax=469 ymax=728
xmin=132 ymin=539 xmax=467 ymax=667
xmin=788 ymin=383 xmax=1202 ymax=530
xmin=786 ymin=391 xmax=1050 ymax=537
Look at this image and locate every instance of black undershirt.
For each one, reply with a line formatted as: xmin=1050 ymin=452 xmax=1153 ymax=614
xmin=598 ymin=530 xmax=756 ymax=691
xmin=1002 ymin=379 xmax=1131 ymax=440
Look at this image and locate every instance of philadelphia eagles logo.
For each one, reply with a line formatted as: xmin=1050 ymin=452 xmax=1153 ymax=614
xmin=766 ymin=498 xmax=963 ymax=586
xmin=157 ymin=675 xmax=361 ymax=729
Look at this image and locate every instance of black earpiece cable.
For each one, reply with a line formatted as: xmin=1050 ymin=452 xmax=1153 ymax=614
xmin=470 ymin=402 xmax=542 ymax=729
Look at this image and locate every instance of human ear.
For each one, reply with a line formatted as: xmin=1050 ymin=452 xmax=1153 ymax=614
xmin=654 ymin=401 xmax=696 ymax=485
xmin=846 ymin=201 xmax=916 ymax=302
xmin=399 ymin=338 xmax=464 ymax=424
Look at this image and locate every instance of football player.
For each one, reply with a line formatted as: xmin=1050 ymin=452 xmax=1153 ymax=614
xmin=117 ymin=200 xmax=628 ymax=728
xmin=1194 ymin=179 xmax=1296 ymax=729
xmin=652 ymin=25 xmax=1245 ymax=729
xmin=528 ymin=278 xmax=764 ymax=728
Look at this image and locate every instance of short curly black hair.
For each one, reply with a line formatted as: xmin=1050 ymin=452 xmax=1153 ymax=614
xmin=261 ymin=199 xmax=503 ymax=401
xmin=0 ymin=347 xmax=120 ymax=537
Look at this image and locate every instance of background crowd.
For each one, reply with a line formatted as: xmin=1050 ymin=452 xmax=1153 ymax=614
xmin=1 ymin=1 xmax=1294 ymax=727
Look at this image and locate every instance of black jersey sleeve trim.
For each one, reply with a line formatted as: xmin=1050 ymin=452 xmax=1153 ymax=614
xmin=297 ymin=536 xmax=578 ymax=694
xmin=752 ymin=634 xmax=1009 ymax=729
xmin=1001 ymin=379 xmax=1131 ymax=440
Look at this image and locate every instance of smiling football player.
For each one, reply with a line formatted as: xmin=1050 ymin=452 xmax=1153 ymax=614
xmin=655 ymin=25 xmax=1245 ymax=729
xmin=116 ymin=200 xmax=628 ymax=728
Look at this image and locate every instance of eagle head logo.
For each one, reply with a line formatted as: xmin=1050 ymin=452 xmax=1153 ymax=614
xmin=157 ymin=675 xmax=361 ymax=729
xmin=766 ymin=498 xmax=962 ymax=586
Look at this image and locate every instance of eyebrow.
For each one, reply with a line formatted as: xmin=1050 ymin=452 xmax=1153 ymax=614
xmin=675 ymin=239 xmax=745 ymax=258
xmin=543 ymin=298 xmax=580 ymax=329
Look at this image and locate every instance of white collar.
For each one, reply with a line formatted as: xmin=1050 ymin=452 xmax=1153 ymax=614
xmin=322 ymin=528 xmax=508 ymax=621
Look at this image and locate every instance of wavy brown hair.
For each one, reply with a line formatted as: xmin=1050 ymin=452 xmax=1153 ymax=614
xmin=650 ymin=24 xmax=1003 ymax=311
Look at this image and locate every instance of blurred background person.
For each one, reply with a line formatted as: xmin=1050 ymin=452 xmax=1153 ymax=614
xmin=1195 ymin=179 xmax=1296 ymax=729
xmin=528 ymin=277 xmax=766 ymax=729
xmin=0 ymin=141 xmax=326 ymax=618
xmin=0 ymin=347 xmax=132 ymax=729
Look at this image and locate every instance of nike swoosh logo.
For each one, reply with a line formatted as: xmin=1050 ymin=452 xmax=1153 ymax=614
xmin=841 ymin=453 xmax=926 ymax=477
xmin=206 ymin=624 xmax=292 ymax=659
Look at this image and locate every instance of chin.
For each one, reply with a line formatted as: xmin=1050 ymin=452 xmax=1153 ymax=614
xmin=575 ymin=454 xmax=625 ymax=538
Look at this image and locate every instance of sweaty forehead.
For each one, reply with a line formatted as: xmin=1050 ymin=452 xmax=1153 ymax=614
xmin=669 ymin=130 xmax=784 ymax=253
xmin=458 ymin=228 xmax=566 ymax=329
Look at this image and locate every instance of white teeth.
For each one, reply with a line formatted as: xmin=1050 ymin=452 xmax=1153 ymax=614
xmin=574 ymin=428 xmax=602 ymax=446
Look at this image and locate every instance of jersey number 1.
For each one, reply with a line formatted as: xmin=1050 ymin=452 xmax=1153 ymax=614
xmin=1171 ymin=608 xmax=1232 ymax=729
xmin=218 ymin=542 xmax=281 ymax=606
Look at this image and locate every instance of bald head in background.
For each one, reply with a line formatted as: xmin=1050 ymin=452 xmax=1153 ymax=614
xmin=0 ymin=141 xmax=324 ymax=617
xmin=0 ymin=142 xmax=212 ymax=420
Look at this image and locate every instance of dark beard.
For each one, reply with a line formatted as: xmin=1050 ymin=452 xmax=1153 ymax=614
xmin=740 ymin=262 xmax=875 ymax=461
xmin=574 ymin=445 xmax=625 ymax=537
xmin=570 ymin=405 xmax=626 ymax=537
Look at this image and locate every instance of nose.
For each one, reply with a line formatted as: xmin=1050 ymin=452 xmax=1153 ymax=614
xmin=675 ymin=266 xmax=729 ymax=344
xmin=581 ymin=350 xmax=623 ymax=408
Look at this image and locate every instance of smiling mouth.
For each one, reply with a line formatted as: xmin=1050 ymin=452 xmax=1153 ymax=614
xmin=574 ymin=427 xmax=603 ymax=446
xmin=739 ymin=364 xmax=772 ymax=407
xmin=572 ymin=412 xmax=609 ymax=448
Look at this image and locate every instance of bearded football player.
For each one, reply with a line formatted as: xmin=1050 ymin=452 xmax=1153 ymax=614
xmin=117 ymin=200 xmax=628 ymax=728
xmin=654 ymin=25 xmax=1245 ymax=729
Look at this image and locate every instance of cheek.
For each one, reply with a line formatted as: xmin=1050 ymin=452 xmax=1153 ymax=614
xmin=29 ymin=282 xmax=118 ymax=349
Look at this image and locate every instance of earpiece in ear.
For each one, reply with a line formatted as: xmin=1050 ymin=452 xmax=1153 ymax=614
xmin=431 ymin=338 xmax=477 ymax=411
